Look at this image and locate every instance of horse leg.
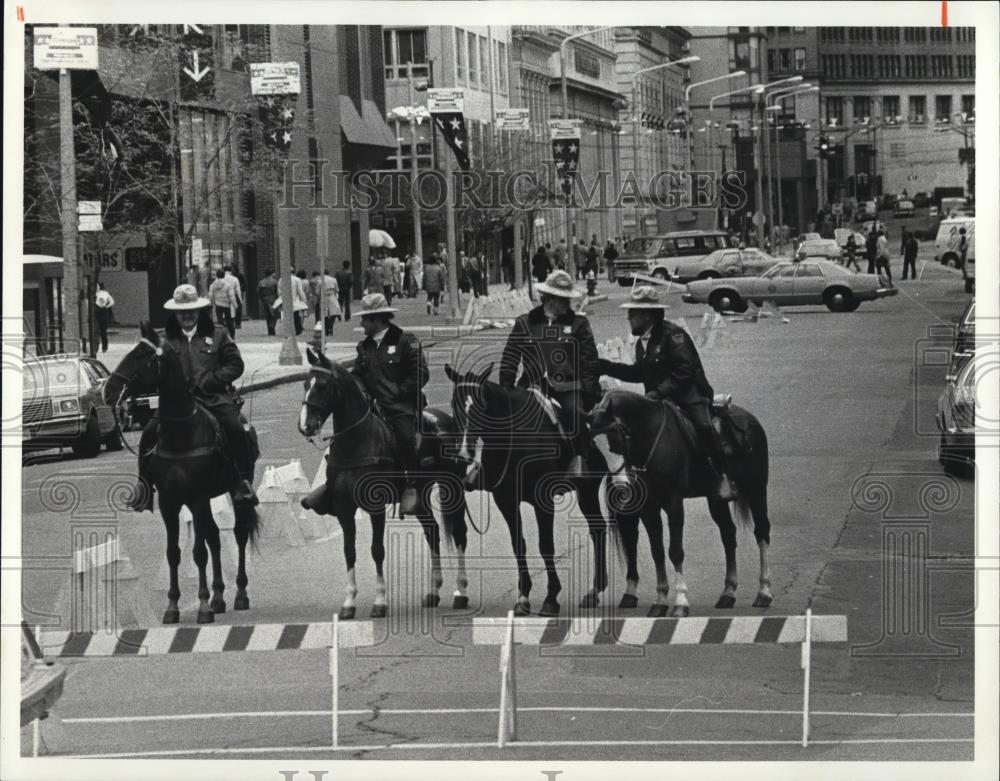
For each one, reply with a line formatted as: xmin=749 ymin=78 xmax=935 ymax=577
xmin=338 ymin=506 xmax=359 ymax=620
xmin=233 ymin=503 xmax=252 ymax=611
xmin=578 ymin=474 xmax=607 ymax=609
xmin=493 ymin=488 xmax=532 ymax=616
xmin=748 ymin=491 xmax=773 ymax=608
xmin=665 ymin=495 xmax=690 ymax=618
xmin=448 ymin=501 xmax=470 ymax=610
xmin=416 ymin=508 xmax=443 ymax=609
xmin=708 ymin=496 xmax=739 ymax=609
xmin=370 ymin=509 xmax=387 ymax=619
xmin=643 ymin=504 xmax=671 ymax=618
xmin=535 ymin=504 xmax=562 ymax=617
xmin=616 ymin=510 xmax=641 ymax=609
xmin=191 ymin=525 xmax=213 ymax=624
xmin=197 ymin=501 xmax=226 ymax=615
xmin=160 ymin=503 xmax=182 ymax=624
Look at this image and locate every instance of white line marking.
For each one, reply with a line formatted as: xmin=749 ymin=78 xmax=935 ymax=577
xmin=62 ymin=707 xmax=975 ymax=724
xmin=62 ymin=737 xmax=976 ymax=758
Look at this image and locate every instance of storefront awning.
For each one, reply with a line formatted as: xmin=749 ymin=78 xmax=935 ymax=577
xmin=340 ymin=96 xmax=397 ymax=171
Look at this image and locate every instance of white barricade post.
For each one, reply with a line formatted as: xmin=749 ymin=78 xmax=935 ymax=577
xmin=256 ymin=465 xmax=304 ymax=547
xmin=497 ymin=609 xmax=517 ymax=747
xmin=65 ymin=536 xmax=155 ymax=631
xmin=330 ymin=612 xmax=340 ymax=748
xmin=801 ymin=607 xmax=812 ymax=748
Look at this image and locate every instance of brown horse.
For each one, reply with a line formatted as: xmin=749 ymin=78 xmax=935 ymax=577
xmin=589 ymin=389 xmax=773 ymax=616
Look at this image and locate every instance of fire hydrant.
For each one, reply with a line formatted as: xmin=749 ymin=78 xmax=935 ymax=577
xmin=585 ymin=270 xmax=597 ymax=296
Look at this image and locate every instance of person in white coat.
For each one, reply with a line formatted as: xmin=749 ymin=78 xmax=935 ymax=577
xmin=321 ymin=271 xmax=342 ymax=336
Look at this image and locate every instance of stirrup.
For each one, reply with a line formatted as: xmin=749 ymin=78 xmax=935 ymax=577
xmin=462 ymin=461 xmax=483 ymax=490
xmin=399 ymin=485 xmax=420 ymax=515
xmin=717 ymin=474 xmax=735 ymax=501
xmin=567 ymin=455 xmax=585 ymax=477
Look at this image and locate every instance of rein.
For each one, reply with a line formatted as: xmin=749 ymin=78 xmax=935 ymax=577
xmin=590 ymin=398 xmax=669 ymax=474
xmin=304 ymin=366 xmax=375 ymax=446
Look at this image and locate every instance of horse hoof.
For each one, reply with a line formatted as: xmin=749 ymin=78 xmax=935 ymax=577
xmin=422 ymin=594 xmax=441 ymax=609
xmin=579 ymin=591 xmax=600 ymax=609
xmin=234 ymin=595 xmax=250 ymax=611
xmin=539 ymin=600 xmax=560 ymax=617
xmin=513 ymin=602 xmax=531 ymax=617
xmin=452 ymin=595 xmax=470 ymax=610
xmin=619 ymin=594 xmax=639 ymax=609
xmin=752 ymin=593 xmax=773 ymax=608
xmin=370 ymin=604 xmax=387 ymax=619
xmin=339 ymin=607 xmax=356 ymax=621
xmin=647 ymin=604 xmax=669 ymax=618
xmin=715 ymin=595 xmax=736 ymax=609
xmin=670 ymin=605 xmax=690 ymax=618
xmin=210 ymin=598 xmax=226 ymax=614
xmin=197 ymin=610 xmax=215 ymax=624
xmin=162 ymin=609 xmax=180 ymax=625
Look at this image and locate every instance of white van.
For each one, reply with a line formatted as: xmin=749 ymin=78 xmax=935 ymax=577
xmin=935 ymin=217 xmax=974 ymax=268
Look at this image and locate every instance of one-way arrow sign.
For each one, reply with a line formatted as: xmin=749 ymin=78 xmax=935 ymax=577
xmin=179 ymin=25 xmax=214 ymax=100
xmin=183 ymin=50 xmax=211 ymax=82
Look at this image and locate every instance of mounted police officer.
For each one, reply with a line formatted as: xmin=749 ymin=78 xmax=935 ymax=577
xmin=597 ymin=286 xmax=734 ymax=500
xmin=350 ymin=292 xmax=429 ymax=515
xmin=128 ymin=284 xmax=258 ymax=511
xmin=499 ymin=270 xmax=601 ymax=476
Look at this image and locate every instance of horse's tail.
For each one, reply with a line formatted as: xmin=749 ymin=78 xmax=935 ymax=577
xmin=235 ymin=501 xmax=262 ymax=553
xmin=730 ymin=408 xmax=769 ymax=532
xmin=731 ymin=494 xmax=754 ymax=531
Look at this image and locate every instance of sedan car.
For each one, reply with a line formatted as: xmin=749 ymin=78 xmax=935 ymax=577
xmin=22 ymin=354 xmax=122 ymax=457
xmin=797 ymin=239 xmax=842 ymax=261
xmin=834 ymin=228 xmax=867 ymax=252
xmin=893 ymin=199 xmax=916 ymax=217
xmin=936 ymin=341 xmax=996 ymax=476
xmin=911 ymin=191 xmax=931 ymax=208
xmin=681 ymin=259 xmax=898 ymax=313
xmin=670 ymin=247 xmax=780 ymax=283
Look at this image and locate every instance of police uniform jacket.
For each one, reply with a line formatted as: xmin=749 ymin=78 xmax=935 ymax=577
xmin=162 ymin=319 xmax=244 ymax=409
xmin=598 ymin=320 xmax=713 ymax=405
xmin=352 ymin=323 xmax=429 ymax=416
xmin=499 ymin=305 xmax=601 ymax=407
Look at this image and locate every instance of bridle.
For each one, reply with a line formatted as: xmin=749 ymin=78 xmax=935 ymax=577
xmin=302 ymin=364 xmax=373 ymax=447
xmin=589 ymin=403 xmax=668 ymax=475
xmin=109 ymin=338 xmax=160 ymax=456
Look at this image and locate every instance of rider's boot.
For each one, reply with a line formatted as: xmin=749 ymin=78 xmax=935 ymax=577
xmin=707 ymin=425 xmax=736 ymax=501
xmin=399 ymin=479 xmax=420 ymax=516
xmin=301 ymin=483 xmax=332 ymax=514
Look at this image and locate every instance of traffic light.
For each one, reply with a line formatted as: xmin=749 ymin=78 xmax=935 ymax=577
xmin=815 ymin=135 xmax=830 ymax=159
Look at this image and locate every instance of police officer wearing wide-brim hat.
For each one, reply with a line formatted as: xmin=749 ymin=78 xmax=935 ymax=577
xmin=350 ymin=292 xmax=429 ymax=515
xmin=597 ymin=285 xmax=734 ymax=500
xmin=128 ymin=284 xmax=257 ymax=511
xmin=499 ymin=270 xmax=601 ymax=476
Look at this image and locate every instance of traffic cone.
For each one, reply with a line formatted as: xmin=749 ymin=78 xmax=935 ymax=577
xmin=256 ymin=466 xmax=304 ymax=547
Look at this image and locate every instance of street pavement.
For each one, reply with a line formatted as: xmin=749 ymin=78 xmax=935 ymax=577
xmin=17 ymin=247 xmax=982 ymax=762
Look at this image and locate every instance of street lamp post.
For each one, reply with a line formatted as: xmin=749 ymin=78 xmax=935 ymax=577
xmin=628 ymin=56 xmax=699 ymax=237
xmin=766 ymin=86 xmax=818 ymax=245
xmin=760 ymin=78 xmax=803 ymax=249
xmin=407 ymin=63 xmax=424 ymax=263
xmin=684 ymin=71 xmax=745 ymax=190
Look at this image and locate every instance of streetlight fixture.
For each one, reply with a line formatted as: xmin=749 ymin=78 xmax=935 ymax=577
xmin=683 ymin=70 xmax=745 ymax=176
xmin=626 ymin=55 xmax=699 ymax=236
xmin=766 ymin=85 xmax=819 ymax=240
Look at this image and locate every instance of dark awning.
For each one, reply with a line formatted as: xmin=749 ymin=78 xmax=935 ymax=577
xmin=340 ymin=96 xmax=397 ymax=171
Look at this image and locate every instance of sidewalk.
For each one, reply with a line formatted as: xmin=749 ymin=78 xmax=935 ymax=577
xmin=100 ymin=290 xmax=504 ymax=393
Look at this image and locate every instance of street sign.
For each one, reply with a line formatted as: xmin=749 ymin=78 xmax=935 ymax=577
xmin=77 ymin=201 xmax=101 ymax=215
xmin=33 ymin=27 xmax=98 ymax=71
xmin=752 ymin=211 xmax=765 ymax=227
xmin=190 ymin=237 xmax=204 ymax=267
xmin=180 ymin=25 xmax=215 ymax=101
xmin=534 ymin=217 xmax=546 ymax=227
xmin=495 ymin=108 xmax=530 ymax=131
xmin=549 ymin=119 xmax=583 ymax=140
xmin=427 ymin=89 xmax=465 ymax=113
xmin=250 ymin=62 xmax=302 ymax=96
xmin=77 ymin=215 xmax=103 ymax=232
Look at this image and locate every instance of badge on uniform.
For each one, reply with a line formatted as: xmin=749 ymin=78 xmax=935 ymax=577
xmin=562 ymin=326 xmax=572 ymax=334
xmin=387 ymin=345 xmax=397 ymax=354
xmin=205 ymin=337 xmax=213 ymax=347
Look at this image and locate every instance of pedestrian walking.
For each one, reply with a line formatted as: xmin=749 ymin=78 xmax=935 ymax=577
xmin=335 ymin=261 xmax=354 ymax=320
xmin=361 ymin=257 xmax=380 ymax=295
xmin=94 ymin=281 xmax=114 ymax=353
xmin=865 ymin=226 xmax=879 ymax=274
xmin=322 ymin=270 xmax=341 ymax=336
xmin=875 ymin=229 xmax=893 ymax=287
xmin=209 ymin=268 xmax=237 ymax=337
xmin=844 ymin=234 xmax=861 ymax=272
xmin=223 ymin=266 xmax=243 ymax=331
xmin=256 ymin=268 xmax=279 ymax=335
xmin=406 ymin=252 xmax=423 ymax=298
xmin=380 ymin=255 xmax=397 ymax=303
xmin=603 ymin=239 xmax=619 ymax=282
xmin=422 ymin=253 xmax=446 ymax=315
xmin=465 ymin=252 xmax=483 ymax=299
xmin=573 ymin=239 xmax=588 ymax=279
xmin=902 ymin=233 xmax=919 ymax=280
xmin=232 ymin=262 xmax=248 ymax=328
xmin=309 ymin=270 xmax=323 ymax=325
xmin=293 ymin=270 xmax=310 ymax=334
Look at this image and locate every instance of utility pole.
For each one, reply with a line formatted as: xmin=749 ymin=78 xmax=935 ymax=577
xmin=406 ymin=62 xmax=424 ymax=263
xmin=59 ymin=65 xmax=81 ymax=350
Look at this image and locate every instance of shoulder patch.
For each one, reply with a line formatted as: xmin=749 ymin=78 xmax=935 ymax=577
xmin=672 ymin=332 xmax=686 ymax=344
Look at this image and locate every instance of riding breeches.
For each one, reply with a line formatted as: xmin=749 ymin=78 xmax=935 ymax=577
xmin=386 ymin=412 xmax=420 ymax=475
xmin=678 ymin=399 xmax=728 ymax=473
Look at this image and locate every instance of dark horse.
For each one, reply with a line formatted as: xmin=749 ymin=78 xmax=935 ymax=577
xmin=299 ymin=348 xmax=471 ymax=619
xmin=589 ymin=390 xmax=773 ymax=617
xmin=102 ymin=322 xmax=261 ymax=624
xmin=444 ymin=363 xmax=610 ymax=617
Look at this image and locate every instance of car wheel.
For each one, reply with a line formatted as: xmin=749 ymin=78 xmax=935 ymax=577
xmin=104 ymin=423 xmax=124 ymax=452
xmin=652 ymin=269 xmax=670 ymax=282
xmin=709 ymin=290 xmax=743 ymax=313
xmin=939 ymin=434 xmax=973 ymax=478
xmin=72 ymin=414 xmax=102 ymax=459
xmin=698 ymin=271 xmax=721 ymax=280
xmin=617 ymin=279 xmax=632 ymax=287
xmin=941 ymin=253 xmax=958 ymax=268
xmin=824 ymin=287 xmax=855 ymax=313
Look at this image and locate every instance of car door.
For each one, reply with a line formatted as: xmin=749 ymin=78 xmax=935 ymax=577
xmin=716 ymin=250 xmax=745 ymax=277
xmin=740 ymin=249 xmax=773 ymax=276
xmin=81 ymin=360 xmax=113 ymax=434
xmin=792 ymin=262 xmax=827 ymax=304
xmin=753 ymin=263 xmax=797 ymax=304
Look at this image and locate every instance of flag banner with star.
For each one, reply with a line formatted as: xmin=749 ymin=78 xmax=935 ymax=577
xmin=551 ymin=138 xmax=580 ymax=197
xmin=258 ymin=94 xmax=296 ymax=152
xmin=432 ymin=111 xmax=470 ymax=171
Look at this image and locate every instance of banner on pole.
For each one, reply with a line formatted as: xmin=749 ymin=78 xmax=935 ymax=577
xmin=495 ymin=108 xmax=530 ymax=131
xmin=430 ymin=90 xmax=469 ymax=171
xmin=250 ymin=62 xmax=301 ymax=96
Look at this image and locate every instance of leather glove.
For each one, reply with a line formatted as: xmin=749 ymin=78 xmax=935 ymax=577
xmin=199 ymin=372 xmax=224 ymax=393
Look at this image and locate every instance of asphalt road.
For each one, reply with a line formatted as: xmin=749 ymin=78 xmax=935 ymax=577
xmin=18 ymin=246 xmax=978 ymax=763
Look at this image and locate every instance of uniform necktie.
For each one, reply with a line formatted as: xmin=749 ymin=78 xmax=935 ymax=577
xmin=636 ymin=339 xmax=646 ymax=362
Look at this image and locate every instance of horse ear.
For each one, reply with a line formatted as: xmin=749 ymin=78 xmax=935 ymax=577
xmin=305 ymin=346 xmax=318 ymax=365
xmin=444 ymin=363 xmax=457 ymax=383
xmin=478 ymin=363 xmax=494 ymax=383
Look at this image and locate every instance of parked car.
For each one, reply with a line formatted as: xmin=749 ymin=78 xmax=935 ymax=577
xmin=855 ymin=200 xmax=878 ymax=221
xmin=797 ymin=239 xmax=842 ymax=262
xmin=796 ymin=232 xmax=822 ymax=244
xmin=949 ymin=299 xmax=975 ymax=374
xmin=893 ymin=199 xmax=916 ymax=217
xmin=935 ymin=217 xmax=974 ymax=268
xmin=612 ymin=230 xmax=729 ymax=284
xmin=911 ymin=191 xmax=932 ymax=208
xmin=834 ymin=228 xmax=867 ymax=254
xmin=859 ymin=220 xmax=888 ymax=236
xmin=22 ymin=354 xmax=122 ymax=457
xmin=669 ymin=247 xmax=780 ymax=283
xmin=880 ymin=193 xmax=898 ymax=210
xmin=681 ymin=259 xmax=898 ymax=313
xmin=936 ymin=340 xmax=995 ymax=476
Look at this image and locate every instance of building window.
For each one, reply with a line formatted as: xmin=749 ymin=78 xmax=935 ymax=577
xmin=779 ymin=48 xmax=791 ymax=71
xmin=825 ymin=96 xmax=844 ymax=126
xmin=882 ymin=95 xmax=900 ymax=122
xmin=794 ymin=48 xmax=806 ymax=71
xmin=729 ymin=38 xmax=755 ymax=70
xmin=961 ymin=95 xmax=975 ymax=120
xmin=220 ymin=25 xmax=251 ymax=71
xmin=308 ymin=137 xmax=322 ymax=203
xmin=383 ymin=28 xmax=428 ymax=79
xmin=935 ymin=95 xmax=952 ymax=122
xmin=908 ymin=95 xmax=926 ymax=124
xmin=496 ymin=41 xmax=508 ymax=93
xmin=467 ymin=31 xmax=479 ymax=84
xmin=853 ymin=96 xmax=871 ymax=123
xmin=957 ymin=55 xmax=975 ymax=78
xmin=575 ymin=49 xmax=601 ymax=79
xmin=455 ymin=28 xmax=466 ymax=81
xmin=479 ymin=35 xmax=490 ymax=87
xmin=767 ymin=50 xmax=776 ymax=73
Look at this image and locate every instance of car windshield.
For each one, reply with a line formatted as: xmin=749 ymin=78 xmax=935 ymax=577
xmin=23 ymin=360 xmax=83 ymax=394
xmin=898 ymin=201 xmax=913 ymax=208
xmin=620 ymin=237 xmax=661 ymax=258
xmin=762 ymin=264 xmax=794 ymax=279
